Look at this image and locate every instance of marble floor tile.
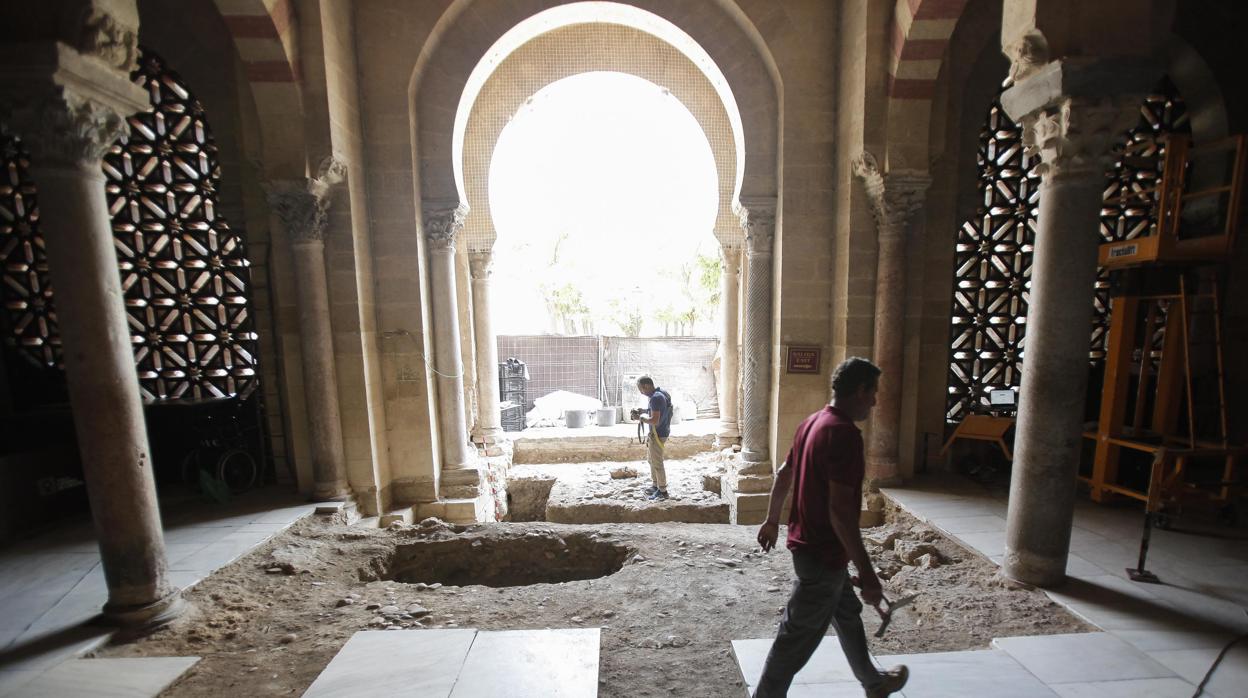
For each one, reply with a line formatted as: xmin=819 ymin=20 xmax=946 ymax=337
xmin=0 ymin=669 xmax=40 ymax=697
xmin=873 ymin=649 xmax=1057 ymax=698
xmin=927 ymin=515 xmax=1006 ymax=534
xmin=951 ymin=530 xmax=1007 ymax=558
xmin=1146 ymin=644 xmax=1248 ymax=698
xmin=19 ymin=657 xmax=199 ymax=698
xmin=994 ymin=632 xmax=1177 ymax=684
xmin=1048 ymin=677 xmax=1197 ymax=698
xmin=303 ymin=629 xmax=477 ymax=698
xmin=732 ymin=636 xmax=871 ymax=687
xmin=1114 ymin=629 xmax=1236 ymax=653
xmin=451 ymin=628 xmax=599 ymax=697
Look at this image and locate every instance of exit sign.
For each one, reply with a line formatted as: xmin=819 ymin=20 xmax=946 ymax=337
xmin=786 ymin=346 xmax=822 ymax=374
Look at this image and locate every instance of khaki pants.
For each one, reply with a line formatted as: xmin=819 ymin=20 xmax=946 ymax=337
xmin=647 ymin=434 xmax=667 ymax=490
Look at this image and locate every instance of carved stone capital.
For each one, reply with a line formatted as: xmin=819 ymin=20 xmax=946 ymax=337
xmin=423 ymin=202 xmax=468 ymax=251
xmin=263 ymin=157 xmax=346 ymax=243
xmin=738 ymin=199 xmax=776 ymax=256
xmin=720 ymin=245 xmax=742 ymax=272
xmin=13 ymin=88 xmax=130 ymax=168
xmin=852 ymin=151 xmax=931 ymax=240
xmin=0 ymin=41 xmax=148 ymax=169
xmin=468 ymin=251 xmax=493 ymax=280
xmin=68 ymin=4 xmax=140 ymax=72
xmin=1021 ymin=96 xmax=1139 ymax=180
xmin=1003 ymin=30 xmax=1050 ymax=84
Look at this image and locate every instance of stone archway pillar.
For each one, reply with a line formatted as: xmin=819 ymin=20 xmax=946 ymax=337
xmin=717 ymin=245 xmax=742 ymax=445
xmin=853 ymin=153 xmax=930 ymax=489
xmin=267 ymin=162 xmax=351 ymax=502
xmin=469 ymin=250 xmax=503 ymax=455
xmin=998 ymin=60 xmax=1148 ymax=587
xmin=423 ymin=203 xmax=489 ymax=522
xmin=722 ymin=199 xmax=777 ymax=524
xmin=0 ymin=34 xmax=183 ymax=627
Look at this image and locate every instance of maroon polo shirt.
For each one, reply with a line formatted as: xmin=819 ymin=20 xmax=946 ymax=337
xmin=784 ymin=405 xmax=865 ymax=568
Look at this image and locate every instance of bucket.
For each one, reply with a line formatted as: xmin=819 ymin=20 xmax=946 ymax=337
xmin=564 ymin=409 xmax=590 ymax=428
xmin=596 ymin=408 xmax=618 ymax=427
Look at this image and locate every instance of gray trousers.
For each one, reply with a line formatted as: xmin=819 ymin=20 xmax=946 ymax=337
xmin=753 ymin=549 xmax=883 ymax=697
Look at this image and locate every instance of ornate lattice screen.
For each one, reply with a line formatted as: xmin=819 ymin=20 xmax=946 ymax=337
xmin=0 ymin=48 xmax=259 ymax=402
xmin=945 ymin=80 xmax=1188 ymax=423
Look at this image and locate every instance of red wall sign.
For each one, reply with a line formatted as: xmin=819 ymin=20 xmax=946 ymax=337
xmin=786 ymin=346 xmax=822 ymax=374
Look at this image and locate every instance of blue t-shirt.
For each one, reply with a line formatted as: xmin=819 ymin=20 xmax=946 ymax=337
xmin=648 ymin=388 xmax=673 ymax=439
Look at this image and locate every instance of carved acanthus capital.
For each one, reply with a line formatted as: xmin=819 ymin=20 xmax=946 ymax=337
xmin=468 ymin=251 xmax=493 ymax=280
xmin=852 ymin=151 xmax=931 ymax=240
xmin=68 ymin=5 xmax=140 ymax=72
xmin=720 ymin=244 xmax=742 ymax=272
xmin=738 ymin=199 xmax=776 ymax=256
xmin=423 ymin=202 xmax=468 ymax=251
xmin=264 ymin=157 xmax=347 ymax=243
xmin=1003 ymin=30 xmax=1050 ymax=84
xmin=1021 ymin=96 xmax=1139 ymax=180
xmin=8 ymin=87 xmax=131 ymax=168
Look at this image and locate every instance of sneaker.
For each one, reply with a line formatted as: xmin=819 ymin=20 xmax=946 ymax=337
xmin=642 ymin=485 xmax=658 ymax=496
xmin=648 ymin=489 xmax=669 ymax=501
xmin=866 ymin=665 xmax=908 ymax=698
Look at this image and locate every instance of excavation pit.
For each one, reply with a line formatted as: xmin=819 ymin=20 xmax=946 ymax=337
xmin=384 ymin=532 xmax=632 ymax=588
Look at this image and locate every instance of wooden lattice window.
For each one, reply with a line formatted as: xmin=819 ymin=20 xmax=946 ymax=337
xmin=0 ymin=48 xmax=259 ymax=402
xmin=946 ymin=80 xmax=1188 ymax=423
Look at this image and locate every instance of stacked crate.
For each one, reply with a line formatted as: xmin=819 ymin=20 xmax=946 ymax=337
xmin=499 ymin=358 xmax=528 ymax=432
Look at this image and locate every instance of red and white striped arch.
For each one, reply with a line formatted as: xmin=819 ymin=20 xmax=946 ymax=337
xmin=211 ymin=0 xmax=306 ymax=178
xmin=887 ymin=0 xmax=969 ymax=100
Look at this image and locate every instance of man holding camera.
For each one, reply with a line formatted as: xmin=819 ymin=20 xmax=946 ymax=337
xmin=632 ymin=376 xmax=672 ymax=501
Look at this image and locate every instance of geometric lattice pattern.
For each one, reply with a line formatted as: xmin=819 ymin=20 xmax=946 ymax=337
xmin=946 ymin=79 xmax=1188 ymax=423
xmin=0 ymin=48 xmax=259 ymax=401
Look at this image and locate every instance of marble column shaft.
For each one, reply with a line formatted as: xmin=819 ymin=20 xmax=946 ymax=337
xmin=1000 ymin=78 xmax=1144 ymax=586
xmin=717 ymin=245 xmax=742 ymax=442
xmin=1 ymin=36 xmax=182 ymax=626
xmin=739 ymin=202 xmax=776 ymax=468
xmin=424 ymin=204 xmax=473 ymax=470
xmin=266 ymin=163 xmax=351 ymax=501
xmin=469 ymin=250 xmax=503 ymax=447
xmin=853 ymin=153 xmax=930 ymax=487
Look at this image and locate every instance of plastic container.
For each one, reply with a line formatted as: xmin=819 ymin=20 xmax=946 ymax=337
xmin=564 ymin=409 xmax=590 ymax=428
xmin=596 ymin=407 xmax=618 ymax=427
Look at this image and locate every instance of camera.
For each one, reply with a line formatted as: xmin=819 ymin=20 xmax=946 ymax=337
xmin=629 ymin=408 xmax=646 ymax=421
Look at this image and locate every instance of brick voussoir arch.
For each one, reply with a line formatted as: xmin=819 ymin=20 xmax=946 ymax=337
xmin=412 ymin=0 xmax=781 ymax=216
xmin=884 ymin=0 xmax=970 ymax=171
xmin=211 ymin=0 xmax=306 ymax=179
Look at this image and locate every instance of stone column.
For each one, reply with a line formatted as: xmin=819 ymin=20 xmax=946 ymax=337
xmin=266 ymin=160 xmax=351 ymax=501
xmin=853 ymin=152 xmax=931 ymax=488
xmin=423 ymin=203 xmax=474 ymax=471
xmin=999 ymin=61 xmax=1145 ymax=586
xmin=1 ymin=35 xmax=182 ymax=626
xmin=717 ymin=245 xmax=742 ymax=445
xmin=469 ymin=250 xmax=503 ymax=455
xmin=721 ymin=199 xmax=777 ymax=524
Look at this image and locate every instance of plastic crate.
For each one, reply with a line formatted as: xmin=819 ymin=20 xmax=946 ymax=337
xmin=499 ymin=376 xmax=527 ymax=394
xmin=499 ymin=358 xmax=528 ymax=379
xmin=501 ymin=387 xmax=526 ymax=405
xmin=501 ymin=404 xmax=525 ymax=432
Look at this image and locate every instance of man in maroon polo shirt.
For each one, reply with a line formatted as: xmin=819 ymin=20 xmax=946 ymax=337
xmin=752 ymin=357 xmax=907 ymax=698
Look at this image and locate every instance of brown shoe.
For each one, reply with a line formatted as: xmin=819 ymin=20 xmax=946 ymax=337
xmin=865 ymin=665 xmax=908 ymax=697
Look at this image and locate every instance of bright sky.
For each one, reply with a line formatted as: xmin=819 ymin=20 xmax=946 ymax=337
xmin=488 ymin=71 xmax=720 ymax=336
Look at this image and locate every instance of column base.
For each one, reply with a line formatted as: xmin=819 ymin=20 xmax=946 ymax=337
xmin=720 ymin=454 xmax=774 ymax=524
xmin=312 ymin=480 xmax=351 ymax=502
xmin=1002 ymin=546 xmax=1068 ymax=588
xmin=102 ymin=588 xmax=186 ymax=629
xmin=434 ymin=466 xmax=499 ymax=524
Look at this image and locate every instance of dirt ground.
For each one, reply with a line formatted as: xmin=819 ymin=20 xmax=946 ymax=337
xmin=97 ymin=505 xmax=1091 ymax=697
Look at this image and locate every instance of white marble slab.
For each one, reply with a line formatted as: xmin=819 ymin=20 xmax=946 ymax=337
xmin=732 ymin=636 xmax=871 ymax=687
xmin=927 ymin=515 xmax=1006 ymax=534
xmin=17 ymin=657 xmax=199 ymax=698
xmin=450 ymin=628 xmax=599 ymax=697
xmin=1049 ymin=677 xmax=1198 ymax=698
xmin=873 ymin=649 xmax=1057 ymax=698
xmin=303 ymin=629 xmax=477 ymax=698
xmin=1146 ymin=644 xmax=1248 ymax=698
xmin=994 ymin=633 xmax=1177 ymax=684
